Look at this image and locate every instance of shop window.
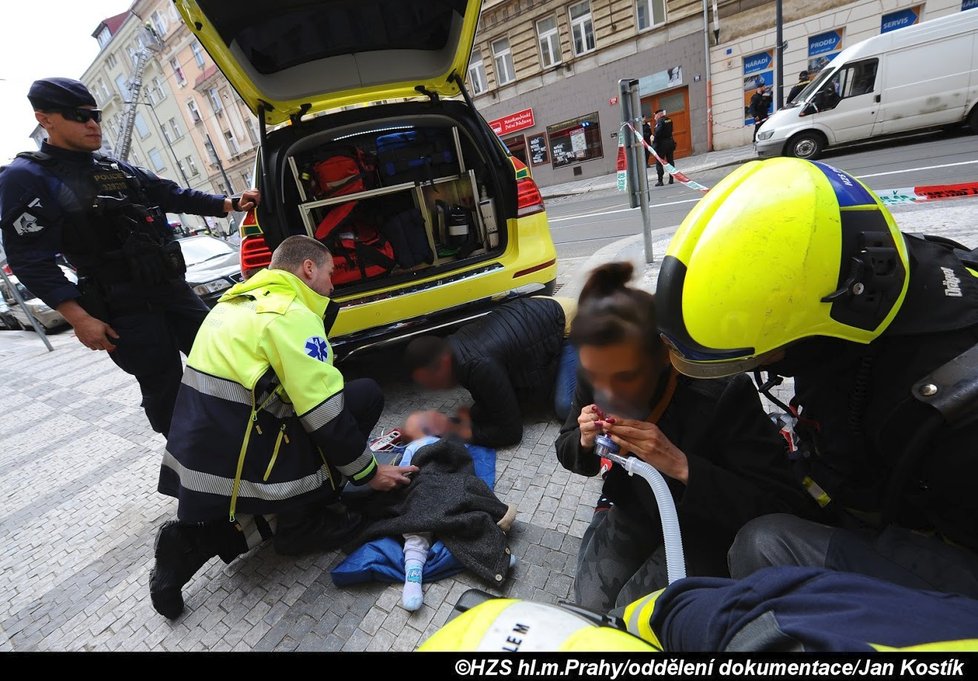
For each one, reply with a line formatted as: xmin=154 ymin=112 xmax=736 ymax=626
xmin=547 ymin=112 xmax=603 ymax=167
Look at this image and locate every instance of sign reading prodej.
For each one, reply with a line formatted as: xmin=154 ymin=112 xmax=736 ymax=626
xmin=808 ymin=29 xmax=844 ymax=75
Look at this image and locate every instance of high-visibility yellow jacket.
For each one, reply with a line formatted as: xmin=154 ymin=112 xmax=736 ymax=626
xmin=157 ymin=268 xmax=377 ymax=522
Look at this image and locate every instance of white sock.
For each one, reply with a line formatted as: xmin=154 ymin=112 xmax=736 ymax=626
xmin=402 ymin=533 xmax=431 ymax=612
xmin=403 ymin=559 xmax=424 ymax=611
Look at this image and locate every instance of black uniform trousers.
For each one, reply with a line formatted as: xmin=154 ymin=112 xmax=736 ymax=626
xmin=653 ymin=143 xmax=675 ymax=183
xmin=103 ymin=279 xmax=209 ymax=436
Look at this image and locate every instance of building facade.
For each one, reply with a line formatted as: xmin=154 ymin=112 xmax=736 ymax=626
xmin=708 ymin=0 xmax=977 ymax=150
xmin=80 ymin=1 xmax=260 ymax=235
xmin=470 ymin=0 xmax=713 ymax=186
xmin=468 ymin=0 xmax=977 ymax=185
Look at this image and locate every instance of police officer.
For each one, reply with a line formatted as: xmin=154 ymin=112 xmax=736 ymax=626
xmin=651 ymin=109 xmax=676 ymax=187
xmin=786 ymin=70 xmax=811 ymax=104
xmin=0 ymin=78 xmax=260 ymax=436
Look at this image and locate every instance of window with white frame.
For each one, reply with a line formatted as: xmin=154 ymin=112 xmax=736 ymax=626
xmin=148 ymin=148 xmax=165 ymax=172
xmin=492 ymin=38 xmax=516 ymax=86
xmin=467 ymin=50 xmax=487 ymax=95
xmin=187 ymin=99 xmax=202 ymax=124
xmin=115 ymin=74 xmax=129 ymax=99
xmin=246 ymin=119 xmax=259 ymax=146
xmin=96 ymin=26 xmax=112 ymax=50
xmin=537 ymin=17 xmax=561 ymax=68
xmin=127 ymin=46 xmax=140 ymax=68
xmin=569 ymin=1 xmax=596 ymax=56
xmin=224 ymin=130 xmax=239 ymax=155
xmin=134 ymin=113 xmax=150 ymax=139
xmin=95 ymin=79 xmax=110 ymax=103
xmin=207 ymin=87 xmax=223 ymax=113
xmin=168 ymin=117 xmax=182 ymax=141
xmin=636 ymin=0 xmax=666 ymax=31
xmin=185 ymin=156 xmax=200 ymax=177
xmin=152 ymin=77 xmax=166 ymax=103
xmin=150 ymin=10 xmax=168 ymax=38
xmin=106 ymin=52 xmax=118 ymax=69
xmin=191 ymin=40 xmax=206 ymax=68
xmin=170 ymin=57 xmax=186 ymax=86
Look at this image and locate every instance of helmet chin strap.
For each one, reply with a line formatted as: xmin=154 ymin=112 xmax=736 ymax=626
xmin=752 ymin=370 xmax=794 ymax=415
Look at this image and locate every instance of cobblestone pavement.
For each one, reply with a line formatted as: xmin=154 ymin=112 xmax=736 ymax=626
xmin=1 ymin=196 xmax=974 ymax=652
xmin=0 ymin=278 xmax=602 ymax=653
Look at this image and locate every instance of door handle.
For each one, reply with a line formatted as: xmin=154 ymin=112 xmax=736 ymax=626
xmin=874 ymin=94 xmax=881 ymax=103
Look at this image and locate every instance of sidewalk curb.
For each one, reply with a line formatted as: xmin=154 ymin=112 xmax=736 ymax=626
xmin=561 ymin=228 xmax=677 ymax=301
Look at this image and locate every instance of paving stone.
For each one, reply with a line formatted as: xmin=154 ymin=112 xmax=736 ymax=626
xmin=341 ymin=627 xmax=370 ymax=652
xmin=358 ymin=607 xmax=387 ymax=636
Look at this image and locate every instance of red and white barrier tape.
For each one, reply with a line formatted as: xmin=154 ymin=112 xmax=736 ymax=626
xmin=876 ymin=182 xmax=978 ymax=207
xmin=622 ymin=122 xmax=711 ymax=192
xmin=616 ymin=123 xmax=977 ymax=208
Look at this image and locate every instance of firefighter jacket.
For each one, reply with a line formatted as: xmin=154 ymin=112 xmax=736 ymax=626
xmin=157 ymin=268 xmax=378 ymax=522
xmin=625 ymin=566 xmax=978 ymax=652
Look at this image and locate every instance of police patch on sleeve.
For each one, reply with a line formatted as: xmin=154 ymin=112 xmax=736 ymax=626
xmin=304 ymin=336 xmax=330 ymax=362
xmin=11 ymin=198 xmax=45 ymax=236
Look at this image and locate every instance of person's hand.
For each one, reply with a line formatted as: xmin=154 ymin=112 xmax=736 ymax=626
xmin=368 ymin=464 xmax=420 ymax=491
xmin=238 ymin=188 xmax=260 ymax=211
xmin=578 ymin=404 xmax=610 ymax=449
xmin=602 ymin=418 xmax=689 ymax=483
xmin=71 ymin=312 xmax=119 ymax=352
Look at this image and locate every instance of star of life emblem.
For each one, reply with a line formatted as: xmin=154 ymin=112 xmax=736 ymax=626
xmin=305 ymin=336 xmax=330 ymax=362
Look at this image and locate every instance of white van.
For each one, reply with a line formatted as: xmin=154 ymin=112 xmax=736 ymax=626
xmin=756 ymin=9 xmax=978 ymax=159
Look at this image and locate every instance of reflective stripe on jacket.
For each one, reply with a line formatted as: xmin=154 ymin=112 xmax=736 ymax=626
xmin=158 ymin=268 xmax=377 ymax=521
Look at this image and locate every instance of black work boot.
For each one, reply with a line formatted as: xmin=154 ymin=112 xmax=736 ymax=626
xmin=149 ymin=521 xmax=218 ymax=619
xmin=668 ymin=176 xmax=674 ymax=185
xmin=274 ymin=502 xmax=364 ymax=556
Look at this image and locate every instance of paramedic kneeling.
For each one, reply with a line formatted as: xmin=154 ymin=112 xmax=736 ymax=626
xmin=150 ymin=235 xmax=417 ymax=619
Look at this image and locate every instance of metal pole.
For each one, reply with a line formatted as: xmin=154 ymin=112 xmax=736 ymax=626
xmin=0 ymin=269 xmax=53 ymax=351
xmin=204 ymin=133 xmax=235 ymax=197
xmin=618 ymin=79 xmax=654 ymax=263
xmin=776 ymin=0 xmax=785 ymax=110
xmin=703 ymin=0 xmax=714 ymax=151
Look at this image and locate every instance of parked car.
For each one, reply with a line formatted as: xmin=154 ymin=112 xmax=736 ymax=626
xmin=178 ymin=0 xmax=557 ymax=359
xmin=756 ymin=9 xmax=978 ymax=160
xmin=0 ymin=300 xmax=19 ymax=330
xmin=0 ymin=266 xmax=77 ymax=331
xmin=179 ymin=235 xmax=244 ymax=307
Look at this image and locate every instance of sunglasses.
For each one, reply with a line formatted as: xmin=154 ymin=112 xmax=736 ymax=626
xmin=56 ymin=108 xmax=103 ymax=124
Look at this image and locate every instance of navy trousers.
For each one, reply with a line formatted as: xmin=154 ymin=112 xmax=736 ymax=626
xmin=104 ymin=279 xmax=209 ymax=436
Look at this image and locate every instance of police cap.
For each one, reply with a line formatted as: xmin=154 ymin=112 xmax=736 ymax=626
xmin=28 ymin=78 xmax=98 ymax=110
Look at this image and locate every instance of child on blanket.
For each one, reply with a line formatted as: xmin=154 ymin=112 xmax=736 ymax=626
xmin=397 ymin=436 xmax=517 ymax=612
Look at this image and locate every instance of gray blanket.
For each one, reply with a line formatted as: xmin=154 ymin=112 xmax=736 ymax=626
xmin=345 ymin=439 xmax=512 ymax=585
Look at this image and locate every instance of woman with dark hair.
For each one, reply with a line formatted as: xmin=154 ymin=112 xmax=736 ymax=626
xmin=555 ymin=263 xmax=819 ymax=613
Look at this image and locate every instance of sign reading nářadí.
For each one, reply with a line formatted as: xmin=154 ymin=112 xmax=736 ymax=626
xmin=489 ymin=109 xmax=535 ymax=136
